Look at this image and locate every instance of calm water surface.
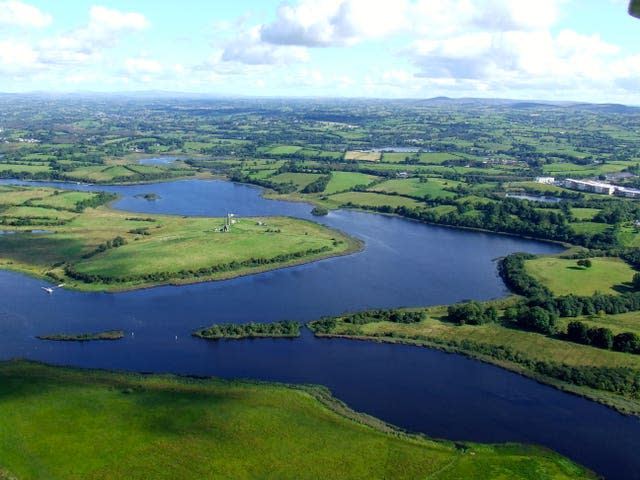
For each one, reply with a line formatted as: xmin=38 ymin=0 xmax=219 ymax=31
xmin=1 ymin=179 xmax=638 ymax=479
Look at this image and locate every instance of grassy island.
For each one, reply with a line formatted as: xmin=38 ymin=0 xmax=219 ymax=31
xmin=0 ymin=185 xmax=360 ymax=292
xmin=194 ymin=320 xmax=300 ymax=340
xmin=37 ymin=330 xmax=124 ymax=342
xmin=0 ymin=361 xmax=594 ymax=480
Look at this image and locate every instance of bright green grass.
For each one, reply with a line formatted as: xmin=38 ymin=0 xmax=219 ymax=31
xmin=328 ymin=191 xmax=422 ymax=209
xmin=369 ymin=178 xmax=460 ymax=199
xmin=380 ymin=152 xmax=413 ymax=163
xmin=524 ymin=256 xmax=636 ymax=296
xmin=419 ymin=152 xmax=462 ymax=163
xmin=570 ymin=208 xmax=600 ymax=221
xmin=0 ymin=361 xmax=595 ymax=480
xmin=0 ymin=163 xmax=51 ymax=173
xmin=323 ymin=171 xmax=378 ymax=194
xmin=542 ymin=162 xmax=628 ymax=176
xmin=32 ymin=191 xmax=100 ymax=210
xmin=570 ymin=222 xmax=609 ymax=235
xmin=247 ymin=169 xmax=277 ymax=180
xmin=269 ymin=172 xmax=323 ymax=190
xmin=1 ymin=206 xmax=76 ymax=221
xmin=0 ymin=186 xmax=357 ymax=291
xmin=267 ymin=145 xmax=303 ymax=155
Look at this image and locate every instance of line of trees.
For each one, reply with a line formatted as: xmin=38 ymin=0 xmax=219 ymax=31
xmin=343 ymin=309 xmax=425 ymax=325
xmin=194 ymin=320 xmax=300 ymax=339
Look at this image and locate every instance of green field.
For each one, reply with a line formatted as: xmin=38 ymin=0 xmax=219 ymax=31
xmin=269 ymin=172 xmax=323 ymax=190
xmin=323 ymin=171 xmax=378 ymax=194
xmin=0 ymin=361 xmax=595 ymax=480
xmin=328 ymin=191 xmax=423 ymax=209
xmin=524 ymin=256 xmax=636 ymax=296
xmin=0 ymin=186 xmax=359 ymax=291
xmin=369 ymin=177 xmax=460 ymax=199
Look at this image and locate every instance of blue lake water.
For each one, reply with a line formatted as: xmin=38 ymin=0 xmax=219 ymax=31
xmin=1 ymin=178 xmax=639 ymax=479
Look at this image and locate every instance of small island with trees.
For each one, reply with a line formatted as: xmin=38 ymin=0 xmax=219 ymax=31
xmin=193 ymin=320 xmax=301 ymax=340
xmin=37 ymin=330 xmax=124 ymax=342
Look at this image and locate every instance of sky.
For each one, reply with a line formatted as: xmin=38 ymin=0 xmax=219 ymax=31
xmin=0 ymin=0 xmax=639 ymax=103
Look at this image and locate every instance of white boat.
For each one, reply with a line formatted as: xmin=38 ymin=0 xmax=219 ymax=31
xmin=41 ymin=287 xmax=53 ymax=294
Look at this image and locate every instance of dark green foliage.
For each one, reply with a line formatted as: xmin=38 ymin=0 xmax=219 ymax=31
xmin=194 ymin=320 xmax=300 ymax=339
xmin=447 ymin=301 xmax=498 ymax=325
xmin=311 ymin=206 xmax=329 ymax=216
xmin=567 ymin=321 xmax=590 ymax=344
xmin=128 ymin=227 xmax=150 ymax=235
xmin=633 ymin=272 xmax=640 ymax=291
xmin=577 ymin=259 xmax=592 ymax=268
xmin=342 ymin=309 xmax=425 ymax=325
xmin=74 ymin=192 xmax=117 ymax=212
xmin=302 ymin=174 xmax=331 ymax=193
xmin=309 ymin=317 xmax=336 ymax=334
xmin=81 ymin=235 xmax=127 ymax=259
xmin=588 ymin=327 xmax=614 ymax=349
xmin=613 ymin=332 xmax=640 ymax=353
xmin=515 ymin=306 xmax=557 ymax=334
xmin=498 ymin=253 xmax=552 ymax=298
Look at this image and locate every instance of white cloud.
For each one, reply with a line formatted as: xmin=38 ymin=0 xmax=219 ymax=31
xmin=260 ymin=0 xmax=408 ymax=47
xmin=0 ymin=39 xmax=37 ymax=71
xmin=88 ymin=5 xmax=149 ymax=32
xmin=0 ymin=0 xmax=51 ymax=28
xmin=222 ymin=25 xmax=309 ymax=65
xmin=124 ymin=58 xmax=163 ymax=75
xmin=38 ymin=6 xmax=150 ymax=66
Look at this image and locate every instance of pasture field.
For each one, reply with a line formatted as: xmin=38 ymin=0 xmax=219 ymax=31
xmin=344 ymin=150 xmax=382 ymax=162
xmin=323 ymin=171 xmax=378 ymax=194
xmin=328 ymin=191 xmax=423 ymax=209
xmin=268 ymin=172 xmax=323 ymax=191
xmin=0 ymin=361 xmax=595 ymax=480
xmin=524 ymin=256 xmax=636 ymax=296
xmin=369 ymin=177 xmax=460 ymax=199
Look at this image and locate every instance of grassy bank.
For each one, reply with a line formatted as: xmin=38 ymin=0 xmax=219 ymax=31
xmin=0 ymin=361 xmax=594 ymax=480
xmin=0 ymin=185 xmax=360 ymax=291
xmin=309 ymin=301 xmax=640 ymax=416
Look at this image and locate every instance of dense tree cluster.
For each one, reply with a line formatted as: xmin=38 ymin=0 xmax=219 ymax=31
xmin=301 ymin=174 xmax=331 ymax=193
xmin=194 ymin=320 xmax=300 ymax=339
xmin=344 ymin=309 xmax=425 ymax=325
xmin=74 ymin=192 xmax=117 ymax=212
xmin=447 ymin=301 xmax=498 ymax=325
xmin=566 ymin=321 xmax=640 ymax=353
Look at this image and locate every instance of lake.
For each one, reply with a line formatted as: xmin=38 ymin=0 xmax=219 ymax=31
xmin=1 ymin=178 xmax=639 ymax=479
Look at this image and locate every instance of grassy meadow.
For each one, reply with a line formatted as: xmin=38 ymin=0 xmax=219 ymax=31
xmin=0 ymin=361 xmax=595 ymax=480
xmin=524 ymin=256 xmax=636 ymax=296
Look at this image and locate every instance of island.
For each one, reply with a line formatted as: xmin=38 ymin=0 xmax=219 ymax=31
xmin=0 ymin=185 xmax=361 ymax=292
xmin=37 ymin=330 xmax=124 ymax=342
xmin=193 ymin=320 xmax=301 ymax=340
xmin=0 ymin=360 xmax=595 ymax=480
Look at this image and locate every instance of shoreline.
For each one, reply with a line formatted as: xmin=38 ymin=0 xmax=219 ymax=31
xmin=312 ymin=331 xmax=640 ymax=418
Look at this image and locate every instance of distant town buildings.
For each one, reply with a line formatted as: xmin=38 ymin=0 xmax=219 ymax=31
xmin=535 ymin=177 xmax=556 ymax=184
xmin=562 ymin=178 xmax=640 ymax=198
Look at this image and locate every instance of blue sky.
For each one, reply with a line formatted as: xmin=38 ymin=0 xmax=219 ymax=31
xmin=0 ymin=0 xmax=638 ymax=103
